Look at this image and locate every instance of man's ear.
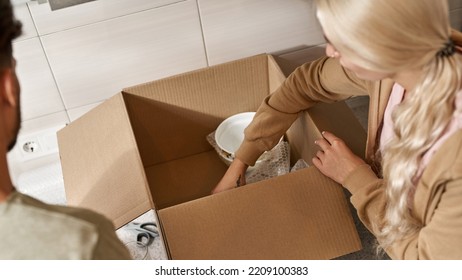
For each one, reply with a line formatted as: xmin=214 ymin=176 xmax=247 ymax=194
xmin=0 ymin=68 xmax=17 ymax=107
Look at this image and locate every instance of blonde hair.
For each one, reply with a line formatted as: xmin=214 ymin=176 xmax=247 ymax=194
xmin=315 ymin=0 xmax=462 ymax=251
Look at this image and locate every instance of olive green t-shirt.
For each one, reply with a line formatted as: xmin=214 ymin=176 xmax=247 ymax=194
xmin=0 ymin=191 xmax=131 ymax=259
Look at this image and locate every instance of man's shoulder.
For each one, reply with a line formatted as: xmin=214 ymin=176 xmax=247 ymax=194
xmin=6 ymin=192 xmax=111 ymax=225
xmin=0 ymin=192 xmax=124 ymax=259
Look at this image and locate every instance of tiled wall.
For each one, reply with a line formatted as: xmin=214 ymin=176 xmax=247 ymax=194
xmin=7 ymin=0 xmax=462 ymax=185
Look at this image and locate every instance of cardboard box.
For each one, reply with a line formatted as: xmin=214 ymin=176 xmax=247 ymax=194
xmin=57 ymin=54 xmax=366 ymax=259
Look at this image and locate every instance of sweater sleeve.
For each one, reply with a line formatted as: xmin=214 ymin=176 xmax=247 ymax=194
xmin=412 ymin=178 xmax=462 ymax=260
xmin=342 ymin=164 xmax=408 ymax=259
xmin=343 ymin=164 xmax=386 ymax=232
xmin=343 ymin=164 xmax=421 ymax=259
xmin=344 ymin=164 xmax=462 ymax=259
xmin=235 ymin=55 xmax=372 ymax=166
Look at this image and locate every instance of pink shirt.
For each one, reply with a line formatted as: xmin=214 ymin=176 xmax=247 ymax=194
xmin=380 ymin=83 xmax=462 ymax=183
xmin=380 ymin=83 xmax=404 ymax=155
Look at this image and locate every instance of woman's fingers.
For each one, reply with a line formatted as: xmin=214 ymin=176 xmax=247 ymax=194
xmin=314 ymin=137 xmax=331 ymax=151
xmin=312 ymin=131 xmax=366 ymax=184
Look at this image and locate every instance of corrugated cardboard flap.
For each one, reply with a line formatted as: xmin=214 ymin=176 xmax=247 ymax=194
xmin=158 ymin=166 xmax=362 ymax=260
xmin=122 ymin=54 xmax=272 ymax=120
xmin=57 ymin=94 xmax=154 ymax=228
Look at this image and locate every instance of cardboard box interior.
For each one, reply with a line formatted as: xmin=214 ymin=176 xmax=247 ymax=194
xmin=58 ymin=54 xmax=365 ymax=259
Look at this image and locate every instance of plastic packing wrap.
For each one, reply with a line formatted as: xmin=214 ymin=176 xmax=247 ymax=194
xmin=207 ymin=131 xmax=309 ymax=184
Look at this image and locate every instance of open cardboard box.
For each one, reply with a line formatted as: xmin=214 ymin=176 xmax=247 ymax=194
xmin=57 ymin=54 xmax=366 ymax=259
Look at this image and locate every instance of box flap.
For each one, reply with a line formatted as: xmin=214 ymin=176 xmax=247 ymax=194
xmin=287 ymin=102 xmax=367 ymax=165
xmin=309 ymin=102 xmax=367 ymax=158
xmin=123 ymin=93 xmax=223 ymax=167
xmin=123 ymin=54 xmax=272 ymax=120
xmin=158 ymin=166 xmax=361 ymax=260
xmin=267 ymin=55 xmax=287 ymax=93
xmin=57 ymin=94 xmax=153 ymax=229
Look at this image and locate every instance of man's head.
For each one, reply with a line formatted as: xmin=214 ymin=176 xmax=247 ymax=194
xmin=0 ymin=0 xmax=22 ymax=151
xmin=0 ymin=0 xmax=21 ymax=68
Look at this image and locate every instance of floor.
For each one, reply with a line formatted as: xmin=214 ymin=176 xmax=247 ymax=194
xmin=6 ymin=0 xmax=462 ymax=258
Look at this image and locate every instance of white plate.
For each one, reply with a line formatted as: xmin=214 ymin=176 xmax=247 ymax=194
xmin=215 ymin=112 xmax=255 ymax=157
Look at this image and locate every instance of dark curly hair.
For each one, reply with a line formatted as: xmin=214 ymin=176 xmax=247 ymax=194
xmin=0 ymin=0 xmax=22 ymax=68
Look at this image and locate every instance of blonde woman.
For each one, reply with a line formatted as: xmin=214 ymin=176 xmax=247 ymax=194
xmin=213 ymin=0 xmax=462 ymax=259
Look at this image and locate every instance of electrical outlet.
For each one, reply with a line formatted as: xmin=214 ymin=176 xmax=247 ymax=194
xmin=16 ymin=125 xmax=64 ymax=162
xmin=22 ymin=140 xmax=40 ymax=153
xmin=18 ymin=136 xmax=43 ymax=160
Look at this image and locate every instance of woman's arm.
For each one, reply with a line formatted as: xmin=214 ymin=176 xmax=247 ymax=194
xmin=212 ymin=56 xmax=372 ymax=193
xmin=236 ymin=56 xmax=372 ymax=167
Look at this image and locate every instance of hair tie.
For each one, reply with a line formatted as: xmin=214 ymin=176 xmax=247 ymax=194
xmin=437 ymin=39 xmax=455 ymax=57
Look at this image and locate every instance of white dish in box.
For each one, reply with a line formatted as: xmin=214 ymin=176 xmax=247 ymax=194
xmin=214 ymin=112 xmax=284 ymax=166
xmin=215 ymin=112 xmax=255 ymax=163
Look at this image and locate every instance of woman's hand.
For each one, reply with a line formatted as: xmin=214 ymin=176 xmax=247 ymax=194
xmin=312 ymin=131 xmax=365 ymax=185
xmin=212 ymin=158 xmax=249 ymax=194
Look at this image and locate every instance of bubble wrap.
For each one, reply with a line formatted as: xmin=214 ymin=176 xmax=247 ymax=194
xmin=246 ymin=141 xmax=290 ymax=184
xmin=207 ymin=131 xmax=309 ymax=184
xmin=291 ymin=158 xmax=310 ymax=172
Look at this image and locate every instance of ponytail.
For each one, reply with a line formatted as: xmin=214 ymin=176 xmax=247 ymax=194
xmin=379 ymin=42 xmax=462 ymax=249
